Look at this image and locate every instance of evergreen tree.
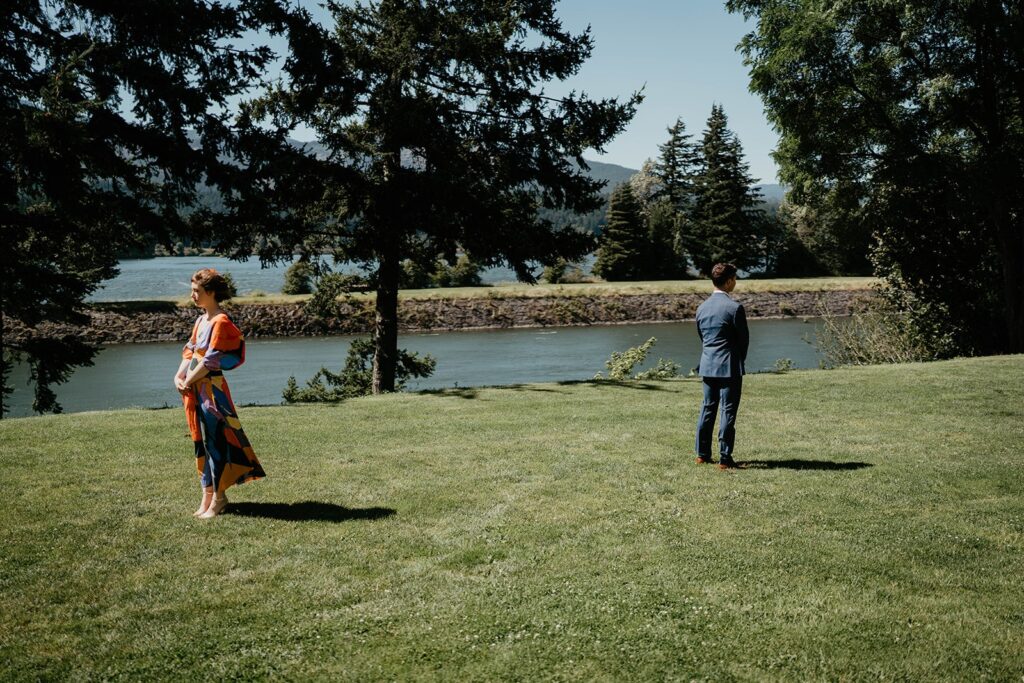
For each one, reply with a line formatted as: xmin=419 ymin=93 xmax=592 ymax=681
xmin=688 ymin=104 xmax=767 ymax=275
xmin=1 ymin=1 xmax=271 ymax=415
xmin=224 ymin=0 xmax=641 ymax=392
xmin=653 ymin=117 xmax=701 ymax=210
xmin=627 ymin=162 xmax=687 ymax=279
xmin=646 ymin=199 xmax=688 ymax=279
xmin=730 ymin=0 xmax=1024 ymax=355
xmin=593 ymin=184 xmax=649 ymax=281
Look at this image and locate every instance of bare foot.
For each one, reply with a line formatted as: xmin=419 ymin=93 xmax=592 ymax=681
xmin=193 ymin=488 xmax=214 ymax=517
xmin=199 ymin=493 xmax=227 ymax=519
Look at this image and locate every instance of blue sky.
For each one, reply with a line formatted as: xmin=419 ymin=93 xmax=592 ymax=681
xmin=549 ymin=1 xmax=779 ymax=182
xmin=282 ymin=1 xmax=780 ymax=183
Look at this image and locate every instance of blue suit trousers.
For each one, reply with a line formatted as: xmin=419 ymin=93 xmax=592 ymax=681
xmin=695 ymin=376 xmax=742 ymax=461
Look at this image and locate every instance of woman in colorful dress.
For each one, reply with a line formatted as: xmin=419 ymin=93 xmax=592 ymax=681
xmin=173 ymin=268 xmax=265 ymax=518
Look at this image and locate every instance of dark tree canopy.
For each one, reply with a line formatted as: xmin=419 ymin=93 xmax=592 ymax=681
xmin=1 ymin=1 xmax=272 ymax=415
xmin=688 ymin=104 xmax=766 ymax=275
xmin=729 ymin=0 xmax=1024 ymax=355
xmin=224 ymin=0 xmax=641 ymax=392
xmin=644 ymin=198 xmax=688 ymax=279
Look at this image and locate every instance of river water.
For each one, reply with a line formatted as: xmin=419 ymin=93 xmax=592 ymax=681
xmin=5 ymin=319 xmax=820 ymax=418
xmin=88 ymin=256 xmax=595 ymax=301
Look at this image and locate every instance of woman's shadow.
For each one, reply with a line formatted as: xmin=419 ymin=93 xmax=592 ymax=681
xmin=226 ymin=501 xmax=396 ymax=523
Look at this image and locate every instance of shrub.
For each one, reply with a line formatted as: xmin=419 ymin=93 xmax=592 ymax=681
xmin=400 ymin=259 xmax=433 ymax=289
xmin=432 ymin=253 xmax=483 ymax=288
xmin=635 ymin=358 xmax=680 ymax=380
xmin=773 ymin=358 xmax=794 ymax=373
xmin=596 ymin=337 xmax=678 ymax=381
xmin=283 ymin=338 xmax=436 ymax=402
xmin=304 ymin=273 xmax=366 ymax=319
xmin=814 ymin=294 xmax=933 ymax=367
xmin=282 ymin=261 xmax=316 ymax=295
xmin=220 ymin=271 xmax=239 ymax=299
xmin=542 ymin=258 xmax=588 ymax=284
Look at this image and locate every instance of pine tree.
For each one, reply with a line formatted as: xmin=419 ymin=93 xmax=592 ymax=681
xmin=646 ymin=199 xmax=688 ymax=279
xmin=593 ymin=184 xmax=649 ymax=281
xmin=689 ymin=104 xmax=767 ymax=275
xmin=1 ymin=2 xmax=271 ymax=415
xmin=226 ymin=0 xmax=641 ymax=392
xmin=653 ymin=118 xmax=702 ymax=211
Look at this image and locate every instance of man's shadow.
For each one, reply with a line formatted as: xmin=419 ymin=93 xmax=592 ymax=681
xmin=742 ymin=459 xmax=873 ymax=471
xmin=226 ymin=501 xmax=396 ymax=523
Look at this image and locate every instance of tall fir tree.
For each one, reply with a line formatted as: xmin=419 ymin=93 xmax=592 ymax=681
xmin=627 ymin=160 xmax=686 ymax=279
xmin=647 ymin=117 xmax=701 ymax=278
xmin=1 ymin=1 xmax=272 ymax=415
xmin=688 ymin=104 xmax=767 ymax=275
xmin=653 ymin=117 xmax=701 ymax=211
xmin=224 ymin=0 xmax=640 ymax=392
xmin=592 ymin=184 xmax=649 ymax=281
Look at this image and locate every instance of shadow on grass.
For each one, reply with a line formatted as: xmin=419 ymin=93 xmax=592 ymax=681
xmin=742 ymin=459 xmax=873 ymax=471
xmin=226 ymin=501 xmax=396 ymax=523
xmin=420 ymin=379 xmax=677 ymax=399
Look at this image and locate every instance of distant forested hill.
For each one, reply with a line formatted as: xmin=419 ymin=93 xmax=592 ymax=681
xmin=577 ymin=159 xmax=638 ymax=190
xmin=183 ymin=140 xmax=784 ymax=239
xmin=753 ymin=184 xmax=787 ymax=203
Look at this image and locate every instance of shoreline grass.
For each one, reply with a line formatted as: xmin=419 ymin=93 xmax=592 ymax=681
xmin=94 ymin=276 xmax=877 ymax=309
xmin=2 ymin=355 xmax=1020 ymax=680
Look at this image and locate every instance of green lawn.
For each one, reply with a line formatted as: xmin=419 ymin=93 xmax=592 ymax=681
xmin=1 ymin=356 xmax=1021 ymax=681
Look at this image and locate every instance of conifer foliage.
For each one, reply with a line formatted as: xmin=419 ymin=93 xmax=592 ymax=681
xmin=593 ymin=184 xmax=649 ymax=282
xmin=653 ymin=117 xmax=701 ymax=211
xmin=605 ymin=106 xmax=768 ymax=280
xmin=1 ymin=1 xmax=272 ymax=415
xmin=689 ymin=104 xmax=767 ymax=275
xmin=227 ymin=0 xmax=641 ymax=393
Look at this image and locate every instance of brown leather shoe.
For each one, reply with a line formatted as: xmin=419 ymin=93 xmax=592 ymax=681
xmin=718 ymin=459 xmax=739 ymax=470
xmin=695 ymin=456 xmax=714 ymax=465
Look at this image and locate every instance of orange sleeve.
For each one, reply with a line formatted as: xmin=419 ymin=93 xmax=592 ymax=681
xmin=204 ymin=315 xmax=245 ymax=371
xmin=209 ymin=316 xmax=242 ymax=352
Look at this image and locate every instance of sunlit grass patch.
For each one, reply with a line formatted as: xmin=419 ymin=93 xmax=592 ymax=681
xmin=0 ymin=355 xmax=1021 ymax=680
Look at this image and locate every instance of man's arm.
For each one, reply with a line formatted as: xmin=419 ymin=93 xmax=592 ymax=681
xmin=735 ymin=304 xmax=749 ymax=361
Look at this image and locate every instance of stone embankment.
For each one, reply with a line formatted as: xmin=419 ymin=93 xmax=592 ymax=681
xmin=5 ymin=290 xmax=867 ymax=345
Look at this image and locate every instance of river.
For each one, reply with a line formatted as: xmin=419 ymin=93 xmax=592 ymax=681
xmin=5 ymin=319 xmax=820 ymax=418
xmin=87 ymin=256 xmax=596 ymax=301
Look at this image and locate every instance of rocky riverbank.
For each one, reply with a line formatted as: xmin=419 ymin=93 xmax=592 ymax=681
xmin=3 ymin=290 xmax=868 ymax=346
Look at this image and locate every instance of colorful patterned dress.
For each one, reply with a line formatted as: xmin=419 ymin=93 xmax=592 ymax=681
xmin=181 ymin=313 xmax=266 ymax=492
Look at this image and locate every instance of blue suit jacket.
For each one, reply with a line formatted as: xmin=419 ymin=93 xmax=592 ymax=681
xmin=696 ymin=291 xmax=749 ymax=378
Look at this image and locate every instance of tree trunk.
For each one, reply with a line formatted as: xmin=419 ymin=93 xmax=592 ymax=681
xmin=996 ymin=223 xmax=1024 ymax=354
xmin=372 ymin=244 xmax=400 ymax=394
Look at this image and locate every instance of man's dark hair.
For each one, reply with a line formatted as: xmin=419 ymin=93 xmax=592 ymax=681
xmin=710 ymin=263 xmax=738 ymax=287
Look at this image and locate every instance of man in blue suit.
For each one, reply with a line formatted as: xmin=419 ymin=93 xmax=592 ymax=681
xmin=694 ymin=263 xmax=748 ymax=469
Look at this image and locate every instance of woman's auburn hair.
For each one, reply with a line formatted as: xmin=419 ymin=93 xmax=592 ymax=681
xmin=191 ymin=268 xmax=233 ymax=302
